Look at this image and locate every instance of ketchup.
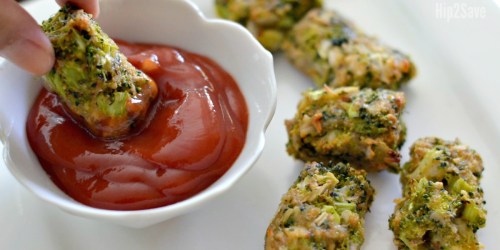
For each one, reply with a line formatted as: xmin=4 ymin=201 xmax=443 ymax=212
xmin=26 ymin=41 xmax=248 ymax=210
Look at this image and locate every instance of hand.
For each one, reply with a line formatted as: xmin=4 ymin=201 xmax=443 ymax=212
xmin=0 ymin=0 xmax=99 ymax=75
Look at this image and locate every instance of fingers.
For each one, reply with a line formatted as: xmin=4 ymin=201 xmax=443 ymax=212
xmin=56 ymin=0 xmax=100 ymax=17
xmin=0 ymin=0 xmax=54 ymax=75
xmin=0 ymin=0 xmax=100 ymax=75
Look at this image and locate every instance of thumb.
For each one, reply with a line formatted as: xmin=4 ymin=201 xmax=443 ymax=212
xmin=0 ymin=0 xmax=54 ymax=75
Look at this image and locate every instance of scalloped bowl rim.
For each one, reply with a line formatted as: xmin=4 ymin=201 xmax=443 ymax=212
xmin=0 ymin=0 xmax=276 ymax=228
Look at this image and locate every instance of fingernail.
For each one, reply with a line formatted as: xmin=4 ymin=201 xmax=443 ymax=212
xmin=1 ymin=37 xmax=54 ymax=76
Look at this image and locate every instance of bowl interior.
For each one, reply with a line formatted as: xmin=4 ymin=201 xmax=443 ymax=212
xmin=0 ymin=0 xmax=276 ymax=228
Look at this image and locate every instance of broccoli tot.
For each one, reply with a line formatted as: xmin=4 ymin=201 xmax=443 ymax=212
xmin=389 ymin=137 xmax=486 ymax=250
xmin=389 ymin=178 xmax=484 ymax=250
xmin=283 ymin=9 xmax=416 ymax=90
xmin=401 ymin=137 xmax=483 ymax=194
xmin=285 ymin=86 xmax=406 ymax=172
xmin=41 ymin=5 xmax=158 ymax=139
xmin=400 ymin=137 xmax=486 ymax=233
xmin=265 ymin=162 xmax=374 ymax=250
xmin=215 ymin=0 xmax=251 ymax=25
xmin=215 ymin=0 xmax=322 ymax=52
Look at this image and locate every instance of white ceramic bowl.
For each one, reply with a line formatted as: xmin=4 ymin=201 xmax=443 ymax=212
xmin=0 ymin=0 xmax=276 ymax=228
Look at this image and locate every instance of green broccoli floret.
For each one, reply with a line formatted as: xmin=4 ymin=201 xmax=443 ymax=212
xmin=41 ymin=5 xmax=158 ymax=139
xmin=265 ymin=162 xmax=375 ymax=250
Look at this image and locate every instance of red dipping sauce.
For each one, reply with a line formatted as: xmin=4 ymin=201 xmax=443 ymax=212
xmin=26 ymin=41 xmax=248 ymax=210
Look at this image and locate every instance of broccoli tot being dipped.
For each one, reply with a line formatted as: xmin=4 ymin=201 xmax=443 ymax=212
xmin=285 ymin=86 xmax=406 ymax=172
xmin=265 ymin=162 xmax=374 ymax=250
xmin=389 ymin=137 xmax=486 ymax=250
xmin=283 ymin=9 xmax=416 ymax=90
xmin=41 ymin=5 xmax=158 ymax=139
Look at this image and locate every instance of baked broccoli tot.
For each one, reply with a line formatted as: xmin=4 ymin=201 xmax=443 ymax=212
xmin=215 ymin=0 xmax=251 ymax=25
xmin=389 ymin=137 xmax=486 ymax=249
xmin=215 ymin=0 xmax=322 ymax=52
xmin=400 ymin=137 xmax=483 ymax=194
xmin=41 ymin=5 xmax=158 ymax=139
xmin=285 ymin=86 xmax=406 ymax=172
xmin=265 ymin=162 xmax=374 ymax=250
xmin=283 ymin=9 xmax=416 ymax=89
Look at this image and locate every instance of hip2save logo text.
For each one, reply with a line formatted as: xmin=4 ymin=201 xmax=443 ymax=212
xmin=435 ymin=1 xmax=487 ymax=21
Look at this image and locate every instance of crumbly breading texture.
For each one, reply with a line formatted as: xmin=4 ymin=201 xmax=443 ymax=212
xmin=265 ymin=162 xmax=374 ymax=250
xmin=283 ymin=8 xmax=416 ymax=89
xmin=285 ymin=86 xmax=406 ymax=172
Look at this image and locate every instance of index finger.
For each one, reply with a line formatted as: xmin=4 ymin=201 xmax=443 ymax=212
xmin=56 ymin=0 xmax=99 ymax=17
